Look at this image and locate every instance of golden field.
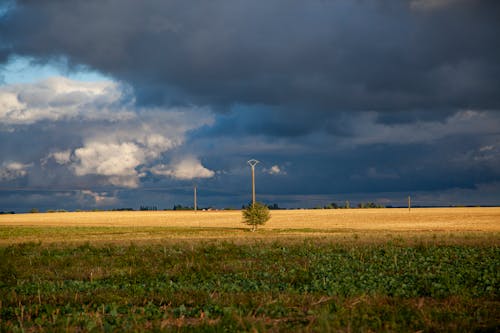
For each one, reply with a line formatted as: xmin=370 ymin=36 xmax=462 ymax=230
xmin=0 ymin=207 xmax=499 ymax=245
xmin=1 ymin=207 xmax=499 ymax=230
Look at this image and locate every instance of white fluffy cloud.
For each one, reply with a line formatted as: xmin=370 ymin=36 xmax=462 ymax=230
xmin=0 ymin=77 xmax=134 ymax=125
xmin=65 ymin=110 xmax=204 ymax=187
xmin=73 ymin=141 xmax=144 ymax=187
xmin=0 ymin=77 xmax=215 ymax=188
xmin=47 ymin=150 xmax=72 ymax=165
xmin=0 ymin=162 xmax=31 ymax=181
xmin=151 ymin=156 xmax=215 ymax=180
xmin=265 ymin=165 xmax=286 ymax=175
xmin=78 ymin=190 xmax=118 ymax=206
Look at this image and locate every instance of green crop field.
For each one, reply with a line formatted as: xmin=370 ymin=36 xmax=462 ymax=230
xmin=0 ymin=209 xmax=499 ymax=332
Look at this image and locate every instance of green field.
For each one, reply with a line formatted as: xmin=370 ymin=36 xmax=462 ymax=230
xmin=0 ymin=236 xmax=498 ymax=332
xmin=0 ymin=209 xmax=499 ymax=332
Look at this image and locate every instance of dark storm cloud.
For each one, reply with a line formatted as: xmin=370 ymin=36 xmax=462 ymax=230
xmin=187 ymin=129 xmax=500 ymax=208
xmin=1 ymin=0 xmax=500 ymax=211
xmin=2 ymin=0 xmax=500 ymax=120
xmin=189 ymin=107 xmax=500 ymax=207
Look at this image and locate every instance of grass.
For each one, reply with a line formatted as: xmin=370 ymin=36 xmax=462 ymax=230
xmin=0 ymin=240 xmax=498 ymax=332
xmin=0 ymin=225 xmax=498 ymax=247
xmin=0 ymin=208 xmax=498 ymax=331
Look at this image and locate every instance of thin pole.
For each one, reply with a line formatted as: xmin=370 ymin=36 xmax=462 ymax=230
xmin=251 ymin=166 xmax=255 ymax=206
xmin=408 ymin=195 xmax=411 ymax=212
xmin=194 ymin=185 xmax=197 ymax=212
xmin=247 ymin=159 xmax=259 ymax=207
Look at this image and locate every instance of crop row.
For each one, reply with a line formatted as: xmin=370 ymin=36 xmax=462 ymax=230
xmin=0 ymin=241 xmax=498 ymax=331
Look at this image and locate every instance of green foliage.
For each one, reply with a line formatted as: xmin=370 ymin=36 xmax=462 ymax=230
xmin=29 ymin=208 xmax=39 ymax=213
xmin=140 ymin=205 xmax=158 ymax=211
xmin=357 ymin=202 xmax=385 ymax=208
xmin=324 ymin=202 xmax=339 ymax=209
xmin=242 ymin=202 xmax=271 ymax=231
xmin=172 ymin=204 xmax=193 ymax=211
xmin=46 ymin=209 xmax=68 ymax=213
xmin=267 ymin=203 xmax=280 ymax=210
xmin=0 ymin=241 xmax=498 ymax=331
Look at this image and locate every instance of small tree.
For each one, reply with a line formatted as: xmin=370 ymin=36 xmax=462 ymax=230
xmin=242 ymin=202 xmax=270 ymax=232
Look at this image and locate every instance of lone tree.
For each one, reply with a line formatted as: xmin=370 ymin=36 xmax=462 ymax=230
xmin=242 ymin=202 xmax=270 ymax=232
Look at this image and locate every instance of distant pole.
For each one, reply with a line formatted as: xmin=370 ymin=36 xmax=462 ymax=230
xmin=408 ymin=195 xmax=411 ymax=212
xmin=194 ymin=185 xmax=197 ymax=212
xmin=247 ymin=159 xmax=259 ymax=207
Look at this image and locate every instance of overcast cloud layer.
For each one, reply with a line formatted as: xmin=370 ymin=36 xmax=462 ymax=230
xmin=1 ymin=0 xmax=499 ymax=211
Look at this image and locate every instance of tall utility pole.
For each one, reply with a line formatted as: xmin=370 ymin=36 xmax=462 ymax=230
xmin=194 ymin=185 xmax=197 ymax=212
xmin=247 ymin=159 xmax=259 ymax=206
xmin=408 ymin=195 xmax=411 ymax=212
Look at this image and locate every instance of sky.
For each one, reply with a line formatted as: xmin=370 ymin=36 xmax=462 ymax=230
xmin=0 ymin=0 xmax=499 ymax=212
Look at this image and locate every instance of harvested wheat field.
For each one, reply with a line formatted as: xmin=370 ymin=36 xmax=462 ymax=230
xmin=0 ymin=207 xmax=498 ymax=245
xmin=1 ymin=207 xmax=499 ymax=230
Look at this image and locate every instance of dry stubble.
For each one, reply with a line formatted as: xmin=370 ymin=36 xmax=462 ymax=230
xmin=0 ymin=207 xmax=498 ymax=245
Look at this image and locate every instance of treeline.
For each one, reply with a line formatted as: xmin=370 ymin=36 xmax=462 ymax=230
xmin=139 ymin=205 xmax=158 ymax=211
xmin=316 ymin=201 xmax=385 ymax=209
xmin=357 ymin=202 xmax=385 ymax=208
xmin=241 ymin=203 xmax=281 ymax=210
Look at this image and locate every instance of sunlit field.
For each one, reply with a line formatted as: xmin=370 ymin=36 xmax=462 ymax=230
xmin=1 ymin=207 xmax=499 ymax=245
xmin=1 ymin=208 xmax=498 ymax=331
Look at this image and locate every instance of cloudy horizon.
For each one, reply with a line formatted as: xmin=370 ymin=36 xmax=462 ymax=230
xmin=1 ymin=0 xmax=499 ymax=212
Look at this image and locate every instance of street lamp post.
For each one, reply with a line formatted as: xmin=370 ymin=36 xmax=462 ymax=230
xmin=247 ymin=159 xmax=259 ymax=207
